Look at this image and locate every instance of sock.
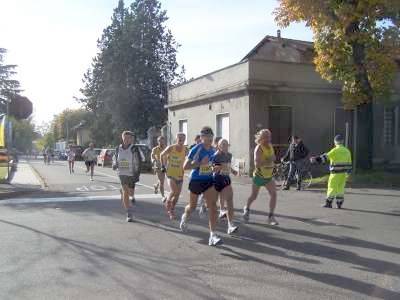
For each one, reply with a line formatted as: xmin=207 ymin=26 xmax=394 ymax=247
xmin=228 ymin=221 xmax=234 ymax=228
xmin=210 ymin=231 xmax=215 ymax=237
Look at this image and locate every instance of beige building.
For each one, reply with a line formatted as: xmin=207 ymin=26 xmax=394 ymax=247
xmin=167 ymin=34 xmax=400 ymax=173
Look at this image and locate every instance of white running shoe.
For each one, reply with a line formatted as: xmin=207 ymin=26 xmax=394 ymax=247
xmin=227 ymin=225 xmax=239 ymax=235
xmin=208 ymin=234 xmax=223 ymax=246
xmin=180 ymin=214 xmax=188 ymax=232
xmin=268 ymin=215 xmax=279 ymax=226
xmin=242 ymin=207 xmax=250 ymax=223
xmin=90 ymin=177 xmax=94 ymax=181
xmin=219 ymin=209 xmax=227 ymax=220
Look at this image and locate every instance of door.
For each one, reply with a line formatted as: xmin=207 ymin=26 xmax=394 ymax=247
xmin=268 ymin=106 xmax=292 ymax=160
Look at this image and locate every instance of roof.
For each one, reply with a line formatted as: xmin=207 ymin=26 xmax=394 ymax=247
xmin=241 ymin=35 xmax=314 ymax=62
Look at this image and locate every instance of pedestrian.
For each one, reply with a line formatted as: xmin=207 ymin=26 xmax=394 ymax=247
xmin=310 ymin=134 xmax=352 ymax=209
xmin=211 ymin=138 xmax=239 ymax=235
xmin=151 ymin=136 xmax=167 ymax=202
xmin=180 ymin=126 xmax=223 ymax=246
xmin=281 ymin=135 xmax=309 ymax=190
xmin=67 ymin=144 xmax=76 ymax=174
xmin=112 ymin=131 xmax=142 ymax=222
xmin=160 ymin=133 xmax=187 ymax=220
xmin=243 ymin=129 xmax=279 ymax=225
xmin=82 ymin=143 xmax=97 ymax=181
xmin=189 ymin=134 xmax=201 ymax=150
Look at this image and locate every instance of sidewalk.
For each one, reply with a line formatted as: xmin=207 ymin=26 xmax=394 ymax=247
xmin=0 ymin=160 xmax=42 ymax=200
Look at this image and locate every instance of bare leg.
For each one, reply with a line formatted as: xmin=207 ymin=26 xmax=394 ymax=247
xmin=121 ymin=185 xmax=131 ymax=210
xmin=158 ymin=172 xmax=166 ymax=197
xmin=184 ymin=193 xmax=198 ymax=218
xmin=265 ymin=180 xmax=277 ymax=216
xmin=90 ymin=163 xmax=94 ymax=179
xmin=246 ymin=184 xmax=261 ymax=209
xmin=221 ymin=185 xmax=234 ymax=223
xmin=204 ymin=186 xmax=218 ymax=233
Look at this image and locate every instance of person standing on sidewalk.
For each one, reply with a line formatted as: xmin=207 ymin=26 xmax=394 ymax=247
xmin=151 ymin=136 xmax=167 ymax=201
xmin=180 ymin=126 xmax=222 ymax=246
xmin=160 ymin=132 xmax=187 ymax=220
xmin=112 ymin=131 xmax=142 ymax=222
xmin=310 ymin=134 xmax=352 ymax=209
xmin=281 ymin=136 xmax=309 ymax=190
xmin=211 ymin=138 xmax=239 ymax=235
xmin=243 ymin=129 xmax=279 ymax=225
xmin=82 ymin=143 xmax=97 ymax=181
xmin=66 ymin=145 xmax=76 ymax=174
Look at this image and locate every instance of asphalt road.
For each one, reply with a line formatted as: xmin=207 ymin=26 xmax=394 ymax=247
xmin=0 ymin=159 xmax=400 ymax=299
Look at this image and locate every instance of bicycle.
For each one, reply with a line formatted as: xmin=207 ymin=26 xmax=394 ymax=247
xmin=273 ymin=160 xmax=313 ymax=190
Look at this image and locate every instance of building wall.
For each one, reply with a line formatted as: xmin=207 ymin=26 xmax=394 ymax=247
xmin=168 ymin=92 xmax=251 ymax=173
xmin=77 ymin=128 xmax=90 ymax=146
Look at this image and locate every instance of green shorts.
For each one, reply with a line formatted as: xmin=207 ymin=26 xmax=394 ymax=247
xmin=253 ymin=176 xmax=273 ymax=187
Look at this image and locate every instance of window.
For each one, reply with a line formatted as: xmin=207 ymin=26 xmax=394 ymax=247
xmin=216 ymin=113 xmax=230 ymax=142
xmin=178 ymin=120 xmax=188 ymax=145
xmin=384 ymin=107 xmax=395 ymax=145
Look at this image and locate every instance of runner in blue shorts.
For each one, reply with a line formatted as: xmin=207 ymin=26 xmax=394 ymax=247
xmin=180 ymin=126 xmax=222 ymax=246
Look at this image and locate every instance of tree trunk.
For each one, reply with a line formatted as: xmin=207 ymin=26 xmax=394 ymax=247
xmin=356 ymin=102 xmax=373 ymax=170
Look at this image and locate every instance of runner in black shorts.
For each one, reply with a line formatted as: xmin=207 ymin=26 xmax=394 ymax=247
xmin=180 ymin=126 xmax=222 ymax=246
xmin=211 ymin=139 xmax=239 ymax=235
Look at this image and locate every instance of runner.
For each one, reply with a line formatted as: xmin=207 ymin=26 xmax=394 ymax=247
xmin=160 ymin=133 xmax=187 ymax=220
xmin=66 ymin=144 xmax=75 ymax=174
xmin=189 ymin=134 xmax=201 ymax=150
xmin=151 ymin=136 xmax=167 ymax=201
xmin=82 ymin=143 xmax=97 ymax=181
xmin=242 ymin=129 xmax=279 ymax=225
xmin=112 ymin=131 xmax=141 ymax=222
xmin=211 ymin=138 xmax=239 ymax=234
xmin=180 ymin=126 xmax=222 ymax=246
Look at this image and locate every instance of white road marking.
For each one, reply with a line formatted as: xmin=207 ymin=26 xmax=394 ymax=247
xmin=0 ymin=193 xmax=162 ymax=205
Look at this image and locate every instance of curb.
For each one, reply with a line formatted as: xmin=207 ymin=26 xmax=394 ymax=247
xmin=29 ymin=163 xmax=48 ymax=190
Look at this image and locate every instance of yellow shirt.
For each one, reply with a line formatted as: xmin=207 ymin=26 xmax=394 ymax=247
xmin=151 ymin=146 xmax=164 ymax=168
xmin=166 ymin=146 xmax=186 ymax=179
xmin=253 ymin=144 xmax=275 ymax=178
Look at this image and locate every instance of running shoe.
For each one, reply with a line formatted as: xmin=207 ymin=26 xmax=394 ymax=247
xmin=336 ymin=200 xmax=344 ymax=209
xmin=268 ymin=215 xmax=279 ymax=226
xmin=227 ymin=225 xmax=239 ymax=235
xmin=322 ymin=200 xmax=333 ymax=208
xmin=90 ymin=177 xmax=94 ymax=181
xmin=208 ymin=234 xmax=223 ymax=246
xmin=126 ymin=210 xmax=133 ymax=222
xmin=180 ymin=214 xmax=188 ymax=232
xmin=242 ymin=207 xmax=250 ymax=223
xmin=219 ymin=209 xmax=227 ymax=220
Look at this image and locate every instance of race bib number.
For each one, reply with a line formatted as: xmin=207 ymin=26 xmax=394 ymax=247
xmin=199 ymin=164 xmax=212 ymax=175
xmin=119 ymin=159 xmax=129 ymax=169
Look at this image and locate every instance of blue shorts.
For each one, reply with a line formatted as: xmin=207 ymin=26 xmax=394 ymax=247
xmin=189 ymin=180 xmax=214 ymax=195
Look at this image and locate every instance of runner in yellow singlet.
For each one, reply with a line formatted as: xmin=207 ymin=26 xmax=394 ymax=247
xmin=243 ymin=129 xmax=279 ymax=225
xmin=151 ymin=136 xmax=166 ymax=201
xmin=160 ymin=133 xmax=187 ymax=220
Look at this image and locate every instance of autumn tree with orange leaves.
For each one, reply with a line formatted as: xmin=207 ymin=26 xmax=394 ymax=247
xmin=275 ymin=0 xmax=400 ymax=170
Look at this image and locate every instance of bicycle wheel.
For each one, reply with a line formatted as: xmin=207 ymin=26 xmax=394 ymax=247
xmin=301 ymin=171 xmax=313 ymax=189
xmin=273 ymin=165 xmax=285 ymax=187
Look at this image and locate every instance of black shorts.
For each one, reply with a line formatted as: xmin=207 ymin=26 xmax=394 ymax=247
xmin=85 ymin=161 xmax=96 ymax=167
xmin=189 ymin=180 xmax=214 ymax=195
xmin=119 ymin=175 xmax=137 ymax=189
xmin=214 ymin=174 xmax=231 ymax=192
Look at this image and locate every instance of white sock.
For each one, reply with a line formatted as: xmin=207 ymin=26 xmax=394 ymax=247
xmin=210 ymin=231 xmax=215 ymax=237
xmin=228 ymin=221 xmax=234 ymax=228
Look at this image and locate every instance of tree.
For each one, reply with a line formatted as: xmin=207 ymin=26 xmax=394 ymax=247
xmin=274 ymin=0 xmax=400 ymax=170
xmin=78 ymin=0 xmax=183 ymax=144
xmin=0 ymin=48 xmax=21 ymax=113
xmin=10 ymin=117 xmax=37 ymax=153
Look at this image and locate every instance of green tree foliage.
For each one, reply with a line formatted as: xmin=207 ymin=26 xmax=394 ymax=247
xmin=10 ymin=117 xmax=37 ymax=153
xmin=274 ymin=0 xmax=400 ymax=170
xmin=78 ymin=0 xmax=183 ymax=145
xmin=50 ymin=108 xmax=93 ymax=142
xmin=0 ymin=48 xmax=21 ymax=113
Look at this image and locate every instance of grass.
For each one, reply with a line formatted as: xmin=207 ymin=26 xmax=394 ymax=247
xmin=0 ymin=166 xmax=8 ymax=181
xmin=310 ymin=171 xmax=400 ymax=188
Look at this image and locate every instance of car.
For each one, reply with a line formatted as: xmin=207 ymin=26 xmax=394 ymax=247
xmin=97 ymin=148 xmax=115 ymax=167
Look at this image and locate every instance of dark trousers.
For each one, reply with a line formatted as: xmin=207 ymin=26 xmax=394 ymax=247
xmin=286 ymin=159 xmax=305 ymax=187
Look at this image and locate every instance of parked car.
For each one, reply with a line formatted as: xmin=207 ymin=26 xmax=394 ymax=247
xmin=97 ymin=149 xmax=115 ymax=167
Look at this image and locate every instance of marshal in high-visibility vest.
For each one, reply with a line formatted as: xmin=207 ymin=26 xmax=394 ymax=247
xmin=311 ymin=134 xmax=352 ymax=209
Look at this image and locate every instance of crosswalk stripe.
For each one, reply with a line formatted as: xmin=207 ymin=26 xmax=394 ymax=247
xmin=0 ymin=193 xmax=161 ymax=205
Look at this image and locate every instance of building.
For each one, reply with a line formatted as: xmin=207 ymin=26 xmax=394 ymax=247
xmin=167 ymin=33 xmax=400 ymax=174
xmin=73 ymin=122 xmax=91 ymax=147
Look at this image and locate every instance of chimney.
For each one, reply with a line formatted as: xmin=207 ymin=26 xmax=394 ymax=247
xmin=277 ymin=29 xmax=281 ymax=38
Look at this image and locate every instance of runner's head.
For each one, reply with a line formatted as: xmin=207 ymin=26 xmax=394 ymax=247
xmin=213 ymin=136 xmax=222 ymax=147
xmin=157 ymin=136 xmax=166 ymax=147
xmin=176 ymin=132 xmax=186 ymax=145
xmin=122 ymin=131 xmax=135 ymax=145
xmin=255 ymin=129 xmax=271 ymax=146
xmin=218 ymin=139 xmax=229 ymax=153
xmin=200 ymin=126 xmax=214 ymax=146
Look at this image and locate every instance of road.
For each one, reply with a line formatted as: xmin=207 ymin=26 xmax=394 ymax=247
xmin=1 ymin=159 xmax=400 ymax=299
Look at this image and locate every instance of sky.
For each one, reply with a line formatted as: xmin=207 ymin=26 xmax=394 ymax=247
xmin=0 ymin=0 xmax=313 ymax=125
